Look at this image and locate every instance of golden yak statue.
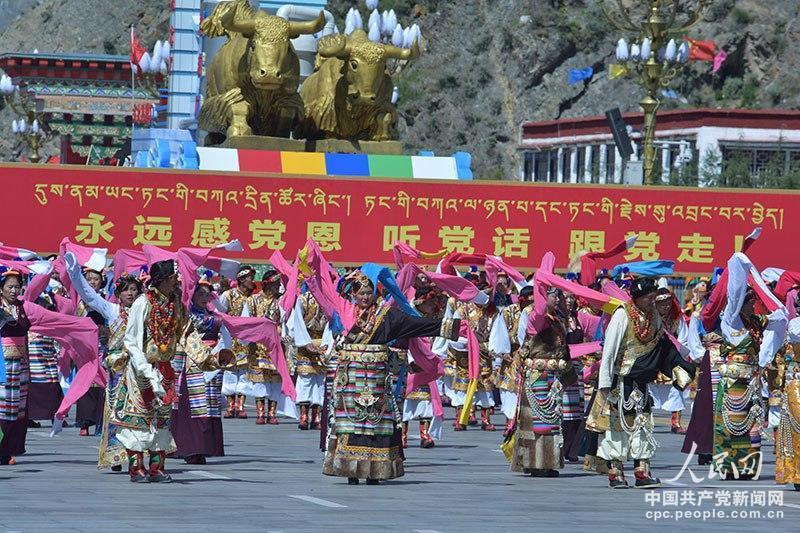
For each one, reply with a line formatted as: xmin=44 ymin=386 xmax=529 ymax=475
xmin=198 ymin=0 xmax=325 ymax=143
xmin=296 ymin=30 xmax=419 ymax=142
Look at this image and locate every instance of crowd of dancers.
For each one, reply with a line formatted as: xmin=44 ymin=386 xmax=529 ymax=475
xmin=1 ymin=228 xmax=799 ymax=490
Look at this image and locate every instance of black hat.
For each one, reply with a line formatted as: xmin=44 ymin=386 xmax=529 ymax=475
xmin=237 ymin=265 xmax=255 ymax=279
xmin=261 ymin=269 xmax=281 ymax=284
xmin=149 ymin=260 xmax=175 ymax=284
xmin=630 ymin=278 xmax=657 ymax=299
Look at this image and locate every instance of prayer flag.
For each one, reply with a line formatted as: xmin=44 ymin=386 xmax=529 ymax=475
xmin=713 ymin=50 xmax=728 ymax=73
xmin=686 ymin=38 xmax=716 ymax=62
xmin=609 ymin=63 xmax=629 ymax=80
xmin=568 ymin=67 xmax=594 ymax=85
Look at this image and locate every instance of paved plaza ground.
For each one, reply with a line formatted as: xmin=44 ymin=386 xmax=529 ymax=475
xmin=2 ymin=409 xmax=798 ymax=532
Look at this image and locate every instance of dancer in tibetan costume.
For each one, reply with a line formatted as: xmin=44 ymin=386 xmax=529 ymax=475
xmin=444 ymin=297 xmax=496 ymax=431
xmin=712 ymin=253 xmax=787 ymax=480
xmin=319 ymin=273 xmax=460 ymax=485
xmin=293 ymin=291 xmax=329 ymax=430
xmin=597 ymin=278 xmax=695 ymax=489
xmin=65 ymin=252 xmax=143 ymax=471
xmin=511 ymin=287 xmax=575 ymax=477
xmin=248 ymin=269 xmax=295 ymax=425
xmin=561 ymin=292 xmax=589 ymax=463
xmin=74 ymin=265 xmax=107 ymax=437
xmin=25 ymin=294 xmax=63 ymax=427
xmin=111 ymin=260 xmax=221 ymax=483
xmin=0 ymin=269 xmax=30 ymax=465
xmin=401 ymin=287 xmax=448 ymax=449
xmin=778 ymin=315 xmax=800 ymax=490
xmin=171 ymin=278 xmax=227 ymax=464
xmin=1 ymin=265 xmax=102 ymax=466
xmin=496 ymin=286 xmax=531 ymax=438
xmin=650 ymin=282 xmax=691 ymax=434
xmin=219 ymin=265 xmax=259 ymax=419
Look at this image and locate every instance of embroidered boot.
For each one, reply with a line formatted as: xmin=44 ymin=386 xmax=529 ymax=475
xmin=453 ymin=407 xmax=466 ymax=431
xmin=236 ymin=394 xmax=248 ymax=419
xmin=607 ymin=462 xmax=629 ymax=489
xmin=267 ymin=400 xmax=279 ymax=425
xmin=255 ymin=398 xmax=266 ymax=425
xmin=148 ymin=451 xmax=172 ymax=483
xmin=420 ymin=419 xmax=435 ymax=449
xmin=468 ymin=406 xmax=478 ymax=426
xmin=671 ymin=411 xmax=685 ymax=434
xmin=634 ymin=461 xmax=661 ymax=489
xmin=224 ymin=395 xmax=236 ymax=418
xmin=402 ymin=422 xmax=409 ymax=448
xmin=298 ymin=404 xmax=310 ymax=430
xmin=502 ymin=418 xmax=514 ymax=438
xmin=127 ymin=450 xmax=149 ymax=483
xmin=481 ymin=408 xmax=495 ymax=431
xmin=311 ymin=405 xmax=321 ymax=429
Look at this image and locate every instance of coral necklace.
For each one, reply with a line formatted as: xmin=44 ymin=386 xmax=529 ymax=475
xmin=147 ymin=290 xmax=177 ymax=353
xmin=627 ymin=304 xmax=653 ymax=343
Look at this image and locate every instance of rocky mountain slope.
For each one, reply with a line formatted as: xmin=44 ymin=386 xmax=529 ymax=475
xmin=0 ymin=0 xmax=797 ymax=178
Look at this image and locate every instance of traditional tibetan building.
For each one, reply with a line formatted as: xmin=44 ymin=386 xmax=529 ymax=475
xmin=0 ymin=52 xmax=162 ymax=163
xmin=517 ymin=108 xmax=800 ymax=184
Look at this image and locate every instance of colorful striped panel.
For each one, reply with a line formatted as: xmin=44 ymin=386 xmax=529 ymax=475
xmin=195 ymin=147 xmax=469 ymax=179
xmin=196 ymin=147 xmax=240 ymax=172
xmin=367 ymin=154 xmax=413 ymax=178
xmin=281 ymin=151 xmax=327 ymax=175
xmin=325 ymin=153 xmax=370 ymax=176
xmin=411 ymin=155 xmax=458 ymax=179
xmin=237 ymin=149 xmax=282 ymax=173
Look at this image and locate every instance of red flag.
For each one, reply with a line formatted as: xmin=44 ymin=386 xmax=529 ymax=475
xmin=685 ymin=38 xmax=716 ymax=62
xmin=130 ymin=26 xmax=146 ymax=68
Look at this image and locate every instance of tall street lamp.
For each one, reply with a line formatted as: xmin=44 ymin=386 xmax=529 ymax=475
xmin=1 ymin=73 xmax=48 ymax=163
xmin=604 ymin=0 xmax=711 ymax=185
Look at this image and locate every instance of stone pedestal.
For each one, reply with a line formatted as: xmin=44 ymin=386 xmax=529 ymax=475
xmin=220 ymin=136 xmax=307 ymax=152
xmin=306 ymin=139 xmax=403 ymax=155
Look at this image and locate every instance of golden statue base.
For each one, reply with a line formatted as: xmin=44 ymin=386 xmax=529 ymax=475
xmin=306 ymin=139 xmax=403 ymax=155
xmin=220 ymin=136 xmax=403 ymax=155
xmin=220 ymin=136 xmax=307 ymax=152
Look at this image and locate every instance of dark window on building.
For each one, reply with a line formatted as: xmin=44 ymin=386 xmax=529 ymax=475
xmin=103 ymin=115 xmax=114 ymax=125
xmin=83 ymin=114 xmax=94 ymax=124
xmin=81 ymin=135 xmax=92 ymax=146
xmin=523 ymin=151 xmax=534 ymax=181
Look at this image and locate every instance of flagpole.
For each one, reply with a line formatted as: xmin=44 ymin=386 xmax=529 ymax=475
xmin=130 ymin=25 xmax=135 ymax=143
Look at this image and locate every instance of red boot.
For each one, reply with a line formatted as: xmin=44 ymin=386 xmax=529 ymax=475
xmin=401 ymin=422 xmax=409 ymax=448
xmin=267 ymin=400 xmax=279 ymax=425
xmin=255 ymin=399 xmax=266 ymax=425
xmin=148 ymin=451 xmax=172 ymax=483
xmin=224 ymin=395 xmax=236 ymax=418
xmin=311 ymin=405 xmax=321 ymax=429
xmin=126 ymin=450 xmax=149 ymax=483
xmin=468 ymin=406 xmax=478 ymax=426
xmin=670 ymin=412 xmax=686 ymax=434
xmin=236 ymin=394 xmax=248 ymax=419
xmin=481 ymin=409 xmax=495 ymax=431
xmin=79 ymin=426 xmax=89 ymax=436
xmin=420 ymin=419 xmax=435 ymax=449
xmin=298 ymin=405 xmax=310 ymax=430
xmin=502 ymin=418 xmax=514 ymax=438
xmin=453 ymin=407 xmax=466 ymax=431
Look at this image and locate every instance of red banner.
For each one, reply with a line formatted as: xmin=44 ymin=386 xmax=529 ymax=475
xmin=3 ymin=163 xmax=798 ymax=274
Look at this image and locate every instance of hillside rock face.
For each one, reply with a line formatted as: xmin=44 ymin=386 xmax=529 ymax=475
xmin=1 ymin=0 xmax=797 ymax=178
